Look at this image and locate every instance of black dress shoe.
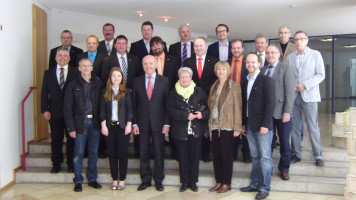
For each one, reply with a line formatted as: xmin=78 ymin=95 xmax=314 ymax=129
xmin=74 ymin=183 xmax=82 ymax=192
xmin=88 ymin=181 xmax=102 ymax=189
xmin=315 ymin=159 xmax=324 ymax=166
xmin=291 ymin=156 xmax=301 ymax=163
xmin=99 ymin=153 xmax=107 ymax=159
xmin=190 ymin=183 xmax=198 ymax=192
xmin=155 ymin=183 xmax=164 ymax=191
xmin=180 ymin=184 xmax=188 ymax=192
xmin=137 ymin=183 xmax=151 ymax=191
xmin=255 ymin=191 xmax=269 ymax=199
xmin=202 ymin=157 xmax=212 ymax=162
xmin=240 ymin=186 xmax=258 ymax=192
xmin=67 ymin=165 xmax=74 ymax=173
xmin=50 ymin=165 xmax=61 ymax=173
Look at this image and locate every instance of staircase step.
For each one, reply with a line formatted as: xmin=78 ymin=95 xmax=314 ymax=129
xmin=16 ymin=167 xmax=346 ymax=195
xmin=28 ymin=141 xmax=349 ymax=162
xmin=25 ymin=153 xmax=348 ymax=178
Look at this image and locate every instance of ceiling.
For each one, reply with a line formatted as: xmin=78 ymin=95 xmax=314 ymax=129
xmin=39 ymin=0 xmax=356 ymax=40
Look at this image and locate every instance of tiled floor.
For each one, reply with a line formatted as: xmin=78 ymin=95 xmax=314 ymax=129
xmin=0 ymin=183 xmax=344 ymax=200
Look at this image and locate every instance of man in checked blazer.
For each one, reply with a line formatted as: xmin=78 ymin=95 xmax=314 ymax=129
xmin=41 ymin=47 xmax=79 ymax=173
xmin=261 ymin=44 xmax=295 ymax=181
xmin=183 ymin=37 xmax=219 ymax=162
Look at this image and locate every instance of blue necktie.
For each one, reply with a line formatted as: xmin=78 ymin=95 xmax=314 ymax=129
xmin=266 ymin=65 xmax=273 ymax=77
xmin=182 ymin=43 xmax=187 ymax=66
xmin=88 ymin=53 xmax=95 ymax=64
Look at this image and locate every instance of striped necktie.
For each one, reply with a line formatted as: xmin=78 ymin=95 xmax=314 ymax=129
xmin=59 ymin=68 xmax=65 ymax=90
xmin=121 ymin=56 xmax=128 ymax=82
xmin=266 ymin=65 xmax=273 ymax=77
xmin=106 ymin=42 xmax=111 ymax=55
xmin=182 ymin=43 xmax=187 ymax=66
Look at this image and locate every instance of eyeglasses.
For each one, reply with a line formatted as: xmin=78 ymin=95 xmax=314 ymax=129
xmin=294 ymin=38 xmax=307 ymax=42
xmin=279 ymin=32 xmax=290 ymax=35
xmin=216 ymin=30 xmax=227 ymax=34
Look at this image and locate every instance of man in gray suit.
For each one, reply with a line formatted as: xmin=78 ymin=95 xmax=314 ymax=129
xmin=287 ymin=30 xmax=325 ymax=166
xmin=276 ymin=25 xmax=296 ymax=63
xmin=261 ymin=44 xmax=295 ymax=180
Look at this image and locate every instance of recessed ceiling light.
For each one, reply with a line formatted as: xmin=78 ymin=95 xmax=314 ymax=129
xmin=136 ymin=11 xmax=144 ymax=17
xmin=320 ymin=38 xmax=333 ymax=42
xmin=164 ymin=18 xmax=168 ymax=22
xmin=342 ymin=45 xmax=356 ymax=48
xmin=186 ymin=22 xmax=190 ymax=26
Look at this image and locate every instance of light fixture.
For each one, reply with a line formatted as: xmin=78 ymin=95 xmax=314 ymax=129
xmin=320 ymin=38 xmax=333 ymax=42
xmin=165 ymin=18 xmax=168 ymax=22
xmin=186 ymin=22 xmax=190 ymax=26
xmin=158 ymin=16 xmax=173 ymax=22
xmin=289 ymin=4 xmax=296 ymax=10
xmin=136 ymin=11 xmax=144 ymax=17
xmin=342 ymin=45 xmax=356 ymax=48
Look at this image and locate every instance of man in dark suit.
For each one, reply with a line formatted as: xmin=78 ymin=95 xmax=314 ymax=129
xmin=168 ymin=25 xmax=195 ymax=66
xmin=97 ymin=23 xmax=116 ymax=56
xmin=150 ymin=36 xmax=179 ymax=90
xmin=207 ymin=24 xmax=232 ymax=61
xmin=41 ymin=47 xmax=78 ymax=173
xmin=49 ymin=30 xmax=83 ymax=69
xmin=183 ymin=37 xmax=218 ymax=162
xmin=102 ymin=35 xmax=142 ymax=89
xmin=129 ymin=21 xmax=167 ymax=64
xmin=255 ymin=33 xmax=269 ymax=69
xmin=261 ymin=44 xmax=295 ymax=181
xmin=133 ymin=55 xmax=170 ymax=192
xmin=76 ymin=35 xmax=106 ymax=79
xmin=228 ymin=39 xmax=250 ymax=163
xmin=240 ymin=52 xmax=274 ymax=200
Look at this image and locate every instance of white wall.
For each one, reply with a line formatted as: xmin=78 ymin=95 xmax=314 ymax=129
xmin=0 ymin=0 xmax=50 ymax=188
xmin=48 ymin=9 xmax=207 ymax=60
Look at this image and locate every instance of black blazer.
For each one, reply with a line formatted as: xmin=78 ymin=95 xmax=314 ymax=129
xmin=100 ymin=88 xmax=133 ymax=130
xmin=102 ymin=53 xmax=142 ymax=89
xmin=183 ymin=55 xmax=219 ymax=95
xmin=242 ymin=73 xmax=274 ymax=132
xmin=76 ymin=51 xmax=106 ymax=79
xmin=162 ymin=54 xmax=179 ymax=90
xmin=129 ymin=39 xmax=168 ymax=62
xmin=63 ymin=75 xmax=102 ymax=134
xmin=132 ymin=74 xmax=170 ymax=132
xmin=41 ymin=66 xmax=79 ymax=118
xmin=168 ymin=41 xmax=195 ymax=66
xmin=97 ymin=39 xmax=116 ymax=56
xmin=49 ymin=45 xmax=83 ymax=69
xmin=167 ymin=86 xmax=209 ymax=141
xmin=207 ymin=41 xmax=232 ymax=61
xmin=228 ymin=56 xmax=248 ymax=87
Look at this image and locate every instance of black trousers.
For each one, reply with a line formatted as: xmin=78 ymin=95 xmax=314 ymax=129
xmin=211 ymin=130 xmax=234 ymax=184
xmin=232 ymin=134 xmax=250 ymax=159
xmin=201 ymin=135 xmax=211 ymax=160
xmin=49 ymin=117 xmax=74 ymax=167
xmin=98 ymin=134 xmax=106 ymax=156
xmin=105 ymin=125 xmax=130 ymax=181
xmin=139 ymin=127 xmax=165 ymax=184
xmin=174 ymin=135 xmax=202 ymax=184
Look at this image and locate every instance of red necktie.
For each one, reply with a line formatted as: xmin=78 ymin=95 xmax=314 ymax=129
xmin=198 ymin=58 xmax=203 ymax=79
xmin=147 ymin=75 xmax=153 ymax=100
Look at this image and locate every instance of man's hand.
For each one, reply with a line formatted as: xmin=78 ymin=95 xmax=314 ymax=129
xmin=233 ymin=131 xmax=241 ymax=137
xmin=195 ymin=111 xmax=202 ymax=119
xmin=125 ymin=124 xmax=132 ymax=135
xmin=43 ymin=111 xmax=51 ymax=120
xmin=260 ymin=127 xmax=268 ymax=135
xmin=133 ymin=126 xmax=140 ymax=135
xmin=69 ymin=131 xmax=76 ymax=138
xmin=162 ymin=126 xmax=170 ymax=134
xmin=188 ymin=113 xmax=196 ymax=121
xmin=282 ymin=114 xmax=291 ymax=123
xmin=295 ymin=83 xmax=306 ymax=92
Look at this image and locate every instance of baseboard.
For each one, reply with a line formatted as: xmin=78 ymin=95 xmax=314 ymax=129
xmin=0 ymin=166 xmax=21 ymax=192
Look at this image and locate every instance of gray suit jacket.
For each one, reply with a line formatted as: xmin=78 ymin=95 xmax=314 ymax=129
xmin=276 ymin=42 xmax=296 ymax=63
xmin=261 ymin=61 xmax=295 ymax=119
xmin=286 ymin=47 xmax=325 ymax=102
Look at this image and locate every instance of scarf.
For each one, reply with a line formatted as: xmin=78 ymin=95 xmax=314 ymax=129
xmin=175 ymin=80 xmax=196 ymax=99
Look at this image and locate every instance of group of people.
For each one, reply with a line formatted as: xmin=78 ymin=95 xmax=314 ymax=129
xmin=41 ymin=21 xmax=325 ymax=200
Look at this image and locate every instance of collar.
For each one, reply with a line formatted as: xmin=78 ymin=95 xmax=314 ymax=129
xmin=269 ymin=60 xmax=279 ymax=67
xmin=247 ymin=70 xmax=260 ymax=81
xmin=112 ymin=86 xmax=119 ymax=91
xmin=57 ymin=64 xmax=69 ymax=71
xmin=155 ymin=52 xmax=165 ymax=60
xmin=257 ymin=51 xmax=265 ymax=56
xmin=146 ymin=72 xmax=157 ymax=79
xmin=117 ymin=52 xmax=127 ymax=58
xmin=106 ymin=39 xmax=114 ymax=44
xmin=296 ymin=46 xmax=309 ymax=55
xmin=232 ymin=55 xmax=243 ymax=63
xmin=181 ymin=41 xmax=191 ymax=46
xmin=219 ymin=40 xmax=229 ymax=46
xmin=196 ymin=54 xmax=206 ymax=61
xmin=88 ymin=50 xmax=97 ymax=56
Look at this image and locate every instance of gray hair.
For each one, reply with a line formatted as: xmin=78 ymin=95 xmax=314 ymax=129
xmin=178 ymin=67 xmax=193 ymax=78
xmin=255 ymin=33 xmax=268 ymax=42
xmin=279 ymin=25 xmax=291 ymax=32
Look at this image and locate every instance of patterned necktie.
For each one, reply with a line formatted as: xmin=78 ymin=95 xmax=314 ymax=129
xmin=182 ymin=43 xmax=187 ymax=66
xmin=106 ymin=42 xmax=111 ymax=55
xmin=147 ymin=75 xmax=153 ymax=100
xmin=198 ymin=58 xmax=203 ymax=79
xmin=121 ymin=56 xmax=128 ymax=82
xmin=59 ymin=68 xmax=65 ymax=90
xmin=258 ymin=53 xmax=263 ymax=68
xmin=266 ymin=65 xmax=273 ymax=77
xmin=232 ymin=59 xmax=238 ymax=82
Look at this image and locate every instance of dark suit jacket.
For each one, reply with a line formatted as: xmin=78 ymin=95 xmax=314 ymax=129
xmin=41 ymin=66 xmax=79 ymax=118
xmin=76 ymin=51 xmax=106 ymax=79
xmin=102 ymin=53 xmax=142 ymax=89
xmin=228 ymin=56 xmax=248 ymax=86
xmin=129 ymin=39 xmax=168 ymax=62
xmin=183 ymin=55 xmax=219 ymax=95
xmin=161 ymin=54 xmax=179 ymax=90
xmin=49 ymin=45 xmax=83 ymax=69
xmin=132 ymin=74 xmax=170 ymax=132
xmin=98 ymin=39 xmax=116 ymax=56
xmin=168 ymin=41 xmax=195 ymax=66
xmin=207 ymin=41 xmax=232 ymax=61
xmin=242 ymin=73 xmax=274 ymax=132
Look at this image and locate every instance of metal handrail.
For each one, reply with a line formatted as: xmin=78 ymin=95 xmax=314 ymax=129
xmin=21 ymin=86 xmax=37 ymax=171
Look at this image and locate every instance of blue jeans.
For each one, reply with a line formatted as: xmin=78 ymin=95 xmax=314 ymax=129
xmin=246 ymin=126 xmax=273 ymax=193
xmin=73 ymin=118 xmax=100 ymax=184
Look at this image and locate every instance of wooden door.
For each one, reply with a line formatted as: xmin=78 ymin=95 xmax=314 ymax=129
xmin=32 ymin=4 xmax=49 ymax=141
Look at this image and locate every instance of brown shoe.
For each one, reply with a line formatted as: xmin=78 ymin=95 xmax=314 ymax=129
xmin=217 ymin=184 xmax=231 ymax=193
xmin=280 ymin=172 xmax=290 ymax=180
xmin=209 ymin=183 xmax=222 ymax=192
